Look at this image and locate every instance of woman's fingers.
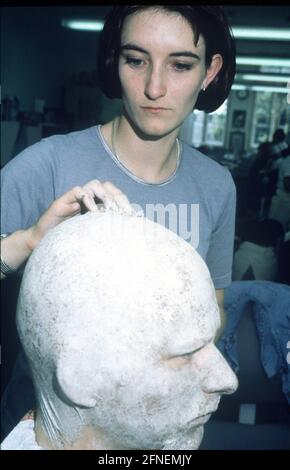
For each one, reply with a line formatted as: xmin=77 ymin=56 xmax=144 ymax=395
xmin=102 ymin=181 xmax=134 ymax=214
xmin=32 ymin=181 xmax=135 ymax=250
xmin=80 ymin=180 xmax=134 ymax=215
xmin=114 ymin=193 xmax=135 ymax=214
xmin=54 ymin=180 xmax=135 ymax=216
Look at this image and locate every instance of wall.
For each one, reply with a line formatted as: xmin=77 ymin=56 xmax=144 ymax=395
xmin=1 ymin=6 xmax=124 ymax=164
xmin=2 ymin=8 xmax=64 ymax=110
xmin=1 ymin=6 xmax=112 ymax=116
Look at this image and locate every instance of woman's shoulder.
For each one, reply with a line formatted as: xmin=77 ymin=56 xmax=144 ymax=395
xmin=42 ymin=125 xmax=100 ymax=150
xmin=3 ymin=126 xmax=101 ymax=173
xmin=181 ymin=140 xmax=235 ymax=188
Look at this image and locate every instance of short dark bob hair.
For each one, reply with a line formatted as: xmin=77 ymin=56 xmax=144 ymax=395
xmin=98 ymin=5 xmax=236 ymax=113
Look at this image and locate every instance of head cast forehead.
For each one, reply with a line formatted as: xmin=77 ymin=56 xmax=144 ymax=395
xmin=17 ymin=211 xmax=217 ymax=364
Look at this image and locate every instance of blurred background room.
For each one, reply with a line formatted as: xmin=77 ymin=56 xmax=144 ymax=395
xmin=1 ymin=5 xmax=290 ymax=449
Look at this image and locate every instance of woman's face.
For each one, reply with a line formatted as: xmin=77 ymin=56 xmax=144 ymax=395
xmin=118 ymin=8 xmax=222 ymax=139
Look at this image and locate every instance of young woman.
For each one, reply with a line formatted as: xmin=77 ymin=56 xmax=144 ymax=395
xmin=1 ymin=5 xmax=236 ymax=435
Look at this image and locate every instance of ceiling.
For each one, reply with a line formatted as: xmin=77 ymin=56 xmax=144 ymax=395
xmin=2 ymin=5 xmax=290 ymax=88
xmin=59 ymin=5 xmax=290 ymax=87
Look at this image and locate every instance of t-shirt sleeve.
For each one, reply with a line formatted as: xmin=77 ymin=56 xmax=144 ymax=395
xmin=206 ymin=172 xmax=236 ymax=289
xmin=1 ymin=139 xmax=57 ymax=234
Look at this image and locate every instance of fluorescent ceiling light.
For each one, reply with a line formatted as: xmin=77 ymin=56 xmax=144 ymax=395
xmin=61 ymin=19 xmax=104 ymax=31
xmin=261 ymin=66 xmax=290 ymax=74
xmin=250 ymin=85 xmax=289 ymax=93
xmin=232 ymin=27 xmax=290 ymax=41
xmin=232 ymin=84 xmax=247 ymax=91
xmin=232 ymin=84 xmax=289 ymax=94
xmin=237 ymin=74 xmax=290 ymax=83
xmin=236 ymin=56 xmax=290 ymax=67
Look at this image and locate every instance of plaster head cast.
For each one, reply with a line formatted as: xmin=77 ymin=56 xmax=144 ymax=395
xmin=17 ymin=210 xmax=238 ymax=450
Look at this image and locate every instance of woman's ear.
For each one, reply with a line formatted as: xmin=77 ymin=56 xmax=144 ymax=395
xmin=204 ymin=54 xmax=223 ymax=89
xmin=56 ymin=355 xmax=99 ymax=408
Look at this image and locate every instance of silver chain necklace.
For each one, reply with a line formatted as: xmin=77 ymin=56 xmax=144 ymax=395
xmin=111 ymin=117 xmax=181 ymax=180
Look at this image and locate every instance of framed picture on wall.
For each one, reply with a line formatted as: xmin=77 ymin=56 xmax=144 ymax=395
xmin=232 ymin=110 xmax=246 ymax=129
xmin=229 ymin=131 xmax=245 ymax=155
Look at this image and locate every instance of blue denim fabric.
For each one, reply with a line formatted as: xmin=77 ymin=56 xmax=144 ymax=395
xmin=217 ymin=281 xmax=290 ymax=404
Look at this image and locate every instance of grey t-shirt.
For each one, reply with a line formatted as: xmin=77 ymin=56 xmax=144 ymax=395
xmin=1 ymin=125 xmax=236 ymax=288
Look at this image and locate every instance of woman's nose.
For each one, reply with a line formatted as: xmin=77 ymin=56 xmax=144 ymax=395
xmin=144 ymin=66 xmax=167 ymax=100
xmin=201 ymin=345 xmax=238 ymax=395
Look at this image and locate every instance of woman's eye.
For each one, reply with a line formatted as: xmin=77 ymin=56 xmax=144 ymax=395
xmin=173 ymin=62 xmax=193 ymax=72
xmin=125 ymin=57 xmax=145 ymax=68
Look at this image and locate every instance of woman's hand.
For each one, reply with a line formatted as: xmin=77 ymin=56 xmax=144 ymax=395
xmin=1 ymin=180 xmax=132 ymax=278
xmin=28 ymin=180 xmax=133 ymax=250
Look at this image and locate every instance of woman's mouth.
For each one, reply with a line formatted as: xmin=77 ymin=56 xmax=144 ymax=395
xmin=141 ymin=107 xmax=169 ymax=114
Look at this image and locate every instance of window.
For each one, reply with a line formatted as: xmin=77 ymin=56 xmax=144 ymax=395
xmin=251 ymin=92 xmax=272 ymax=146
xmin=251 ymin=92 xmax=290 ymax=148
xmin=179 ymin=100 xmax=228 ymax=148
xmin=204 ymin=101 xmax=228 ymax=146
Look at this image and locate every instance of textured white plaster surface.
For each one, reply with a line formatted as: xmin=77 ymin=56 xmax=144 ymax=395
xmin=17 ymin=210 xmax=237 ymax=450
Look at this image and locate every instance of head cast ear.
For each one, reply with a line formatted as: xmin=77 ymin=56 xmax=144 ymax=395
xmin=56 ymin=354 xmax=99 ymax=408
